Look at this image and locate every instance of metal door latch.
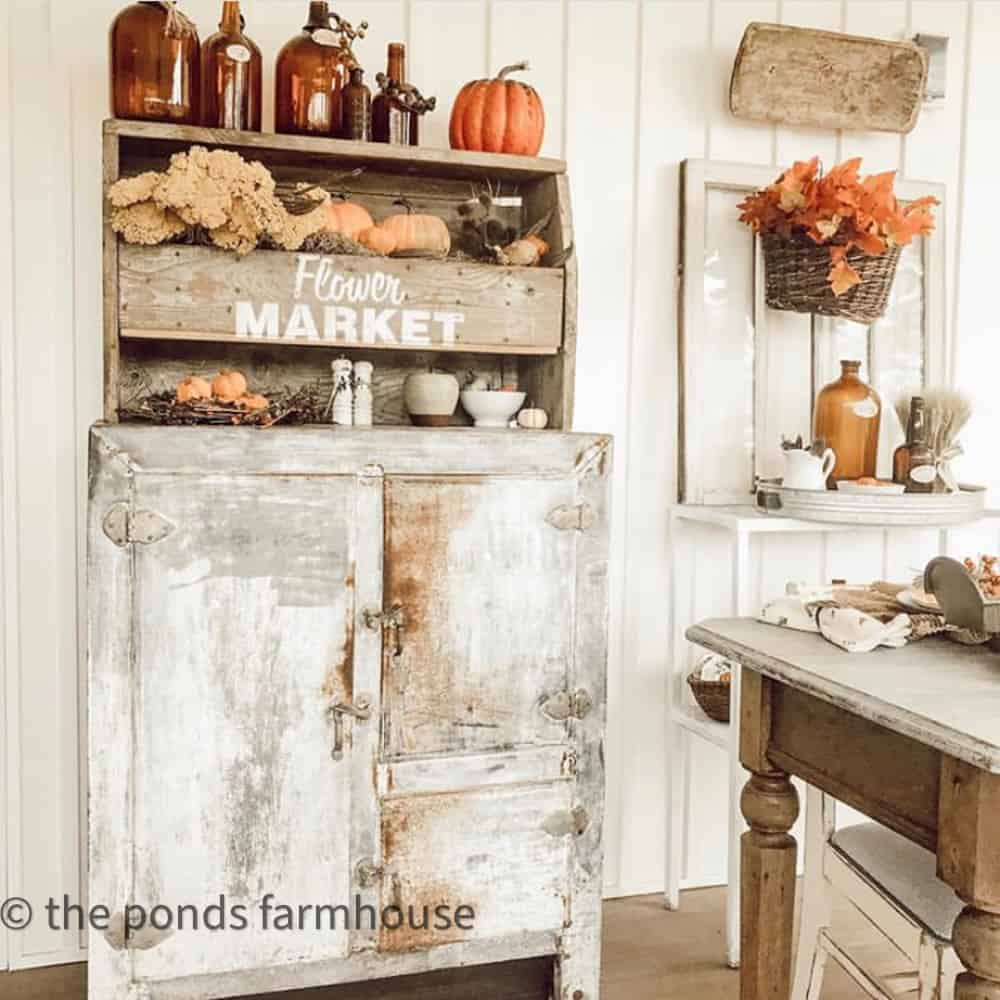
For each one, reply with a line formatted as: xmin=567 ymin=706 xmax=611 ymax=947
xmin=328 ymin=696 xmax=371 ymax=760
xmin=541 ymin=689 xmax=594 ymax=722
xmin=546 ymin=503 xmax=597 ymax=532
xmin=362 ymin=604 xmax=405 ymax=670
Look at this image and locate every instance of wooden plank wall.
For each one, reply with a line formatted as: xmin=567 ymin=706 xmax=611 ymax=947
xmin=0 ymin=0 xmax=997 ymax=970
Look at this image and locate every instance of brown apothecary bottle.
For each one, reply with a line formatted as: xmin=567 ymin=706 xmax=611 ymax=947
xmin=274 ymin=1 xmax=351 ymax=137
xmin=372 ymin=43 xmax=417 ymax=145
xmin=110 ymin=1 xmax=200 ymax=123
xmin=201 ymin=1 xmax=262 ymax=130
xmin=341 ymin=67 xmax=371 ymax=140
xmin=813 ymin=360 xmax=882 ymax=487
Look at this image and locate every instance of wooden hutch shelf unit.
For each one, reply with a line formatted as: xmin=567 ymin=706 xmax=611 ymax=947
xmin=102 ymin=118 xmax=578 ymax=428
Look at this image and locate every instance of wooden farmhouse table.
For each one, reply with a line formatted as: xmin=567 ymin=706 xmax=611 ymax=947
xmin=687 ymin=617 xmax=1000 ymax=1000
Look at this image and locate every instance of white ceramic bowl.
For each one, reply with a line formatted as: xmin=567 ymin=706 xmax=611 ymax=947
xmin=460 ymin=389 xmax=526 ymax=428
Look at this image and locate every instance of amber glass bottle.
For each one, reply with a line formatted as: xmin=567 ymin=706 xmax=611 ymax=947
xmin=813 ymin=360 xmax=882 ymax=487
xmin=892 ymin=395 xmax=925 ymax=485
xmin=341 ymin=67 xmax=371 ymax=140
xmin=372 ymin=43 xmax=416 ymax=145
xmin=201 ymin=2 xmax=261 ymax=130
xmin=274 ymin=1 xmax=351 ymax=136
xmin=110 ymin=2 xmax=200 ymax=123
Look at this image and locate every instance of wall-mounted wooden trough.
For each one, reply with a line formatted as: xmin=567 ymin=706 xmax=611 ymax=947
xmin=730 ymin=22 xmax=929 ymax=134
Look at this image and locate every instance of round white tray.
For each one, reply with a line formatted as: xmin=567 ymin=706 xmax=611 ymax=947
xmin=757 ymin=482 xmax=987 ymax=527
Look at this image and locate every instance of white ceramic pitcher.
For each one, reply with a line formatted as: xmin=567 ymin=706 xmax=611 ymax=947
xmin=782 ymin=447 xmax=836 ymax=490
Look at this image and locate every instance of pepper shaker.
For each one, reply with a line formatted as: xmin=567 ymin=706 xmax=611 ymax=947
xmin=353 ymin=361 xmax=373 ymax=425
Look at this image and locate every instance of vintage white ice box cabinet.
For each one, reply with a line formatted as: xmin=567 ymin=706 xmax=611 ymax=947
xmin=87 ymin=424 xmax=610 ymax=1000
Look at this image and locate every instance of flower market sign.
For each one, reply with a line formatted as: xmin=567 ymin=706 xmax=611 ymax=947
xmin=233 ymin=254 xmax=466 ymax=347
xmin=117 ymin=244 xmax=564 ymax=354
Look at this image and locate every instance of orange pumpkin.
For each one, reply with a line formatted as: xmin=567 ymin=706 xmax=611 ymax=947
xmin=322 ymin=197 xmax=375 ymax=240
xmin=212 ymin=369 xmax=248 ymax=401
xmin=449 ymin=61 xmax=545 ymax=156
xmin=358 ymin=226 xmax=397 ymax=256
xmin=381 ymin=202 xmax=451 ymax=255
xmin=237 ymin=393 xmax=269 ymax=411
xmin=176 ymin=375 xmax=212 ymax=403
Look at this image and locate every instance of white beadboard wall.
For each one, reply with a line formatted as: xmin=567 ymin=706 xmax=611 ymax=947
xmin=1 ymin=0 xmax=998 ymax=971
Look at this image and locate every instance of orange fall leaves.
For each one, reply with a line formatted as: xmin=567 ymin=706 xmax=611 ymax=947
xmin=738 ymin=157 xmax=938 ymax=296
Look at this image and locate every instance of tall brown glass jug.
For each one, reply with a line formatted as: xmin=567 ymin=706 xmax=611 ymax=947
xmin=274 ymin=1 xmax=351 ymax=136
xmin=111 ymin=1 xmax=200 ymax=123
xmin=813 ymin=360 xmax=882 ymax=487
xmin=201 ymin=1 xmax=262 ymax=130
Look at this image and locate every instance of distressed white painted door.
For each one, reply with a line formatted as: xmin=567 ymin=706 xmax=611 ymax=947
xmin=88 ymin=431 xmax=383 ymax=997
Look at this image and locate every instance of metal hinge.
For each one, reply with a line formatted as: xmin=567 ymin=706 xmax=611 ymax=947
xmin=546 ymin=503 xmax=597 ymax=532
xmin=102 ymin=503 xmax=174 ymax=548
xmin=541 ymin=689 xmax=594 ymax=722
xmin=542 ymin=807 xmax=590 ymax=838
xmin=355 ymin=859 xmax=385 ymax=888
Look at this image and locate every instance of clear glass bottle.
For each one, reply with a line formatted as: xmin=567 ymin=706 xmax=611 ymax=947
xmin=341 ymin=67 xmax=371 ymax=140
xmin=274 ymin=1 xmax=351 ymax=136
xmin=813 ymin=360 xmax=882 ymax=487
xmin=201 ymin=2 xmax=262 ymax=130
xmin=372 ymin=43 xmax=416 ymax=145
xmin=110 ymin=1 xmax=200 ymax=123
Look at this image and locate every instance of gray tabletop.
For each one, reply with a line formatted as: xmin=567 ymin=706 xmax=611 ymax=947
xmin=687 ymin=618 xmax=1000 ymax=773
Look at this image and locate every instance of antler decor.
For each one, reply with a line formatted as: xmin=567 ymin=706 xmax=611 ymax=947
xmin=374 ymin=74 xmax=437 ymax=116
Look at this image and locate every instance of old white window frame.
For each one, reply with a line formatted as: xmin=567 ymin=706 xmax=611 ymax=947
xmin=679 ymin=158 xmax=947 ymax=505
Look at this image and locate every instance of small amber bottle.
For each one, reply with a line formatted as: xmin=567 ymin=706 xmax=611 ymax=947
xmin=274 ymin=1 xmax=351 ymax=136
xmin=341 ymin=67 xmax=371 ymax=140
xmin=892 ymin=395 xmax=925 ymax=485
xmin=110 ymin=1 xmax=200 ymax=123
xmin=201 ymin=1 xmax=262 ymax=130
xmin=372 ymin=43 xmax=415 ymax=145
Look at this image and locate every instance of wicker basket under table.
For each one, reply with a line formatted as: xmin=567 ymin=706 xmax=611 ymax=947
xmin=761 ymin=231 xmax=902 ymax=325
xmin=687 ymin=672 xmax=732 ymax=723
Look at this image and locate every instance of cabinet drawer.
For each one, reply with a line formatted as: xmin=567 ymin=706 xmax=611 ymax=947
xmin=377 ymin=783 xmax=575 ymax=953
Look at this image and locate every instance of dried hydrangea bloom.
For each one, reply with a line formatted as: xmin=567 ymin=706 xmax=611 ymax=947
xmin=155 ymin=146 xmax=234 ymax=230
xmin=111 ymin=201 xmax=187 ymax=245
xmin=107 ymin=171 xmax=162 ymax=209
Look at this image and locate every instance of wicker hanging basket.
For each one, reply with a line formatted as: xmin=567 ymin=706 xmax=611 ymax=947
xmin=761 ymin=231 xmax=902 ymax=325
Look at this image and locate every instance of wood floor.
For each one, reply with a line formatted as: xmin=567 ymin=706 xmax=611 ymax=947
xmin=0 ymin=887 xmax=905 ymax=999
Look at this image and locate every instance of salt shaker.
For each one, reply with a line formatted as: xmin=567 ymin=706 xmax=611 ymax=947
xmin=354 ymin=361 xmax=373 ymax=426
xmin=330 ymin=357 xmax=354 ymax=426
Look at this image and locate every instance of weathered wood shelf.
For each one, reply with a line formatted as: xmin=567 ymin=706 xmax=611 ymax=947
xmin=103 ymin=119 xmax=577 ymax=428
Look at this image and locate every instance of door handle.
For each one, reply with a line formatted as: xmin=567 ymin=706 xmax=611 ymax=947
xmin=328 ymin=696 xmax=372 ymax=760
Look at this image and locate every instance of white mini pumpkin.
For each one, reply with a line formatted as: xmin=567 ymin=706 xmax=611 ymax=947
xmin=517 ymin=407 xmax=548 ymax=430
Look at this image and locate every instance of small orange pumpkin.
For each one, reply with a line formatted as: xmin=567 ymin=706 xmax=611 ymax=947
xmin=381 ymin=200 xmax=451 ymax=255
xmin=358 ymin=226 xmax=397 ymax=256
xmin=176 ymin=375 xmax=212 ymax=403
xmin=237 ymin=393 xmax=269 ymax=411
xmin=212 ymin=369 xmax=248 ymax=401
xmin=449 ymin=61 xmax=545 ymax=156
xmin=322 ymin=196 xmax=375 ymax=240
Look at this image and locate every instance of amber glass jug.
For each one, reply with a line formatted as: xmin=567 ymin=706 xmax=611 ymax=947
xmin=201 ymin=1 xmax=262 ymax=130
xmin=110 ymin=1 xmax=200 ymax=123
xmin=274 ymin=1 xmax=351 ymax=136
xmin=813 ymin=360 xmax=882 ymax=487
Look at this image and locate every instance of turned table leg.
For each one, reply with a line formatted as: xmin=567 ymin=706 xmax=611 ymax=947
xmin=954 ymin=906 xmax=1000 ymax=999
xmin=740 ymin=770 xmax=800 ymax=1000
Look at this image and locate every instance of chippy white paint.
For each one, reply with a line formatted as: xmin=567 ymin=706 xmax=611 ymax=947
xmin=87 ymin=426 xmax=610 ymax=1000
